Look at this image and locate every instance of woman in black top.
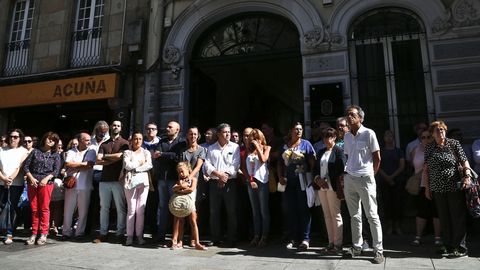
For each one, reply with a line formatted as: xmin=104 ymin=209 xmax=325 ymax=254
xmin=424 ymin=121 xmax=473 ymax=258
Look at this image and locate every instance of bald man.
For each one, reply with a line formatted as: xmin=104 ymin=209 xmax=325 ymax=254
xmin=154 ymin=121 xmax=186 ymax=246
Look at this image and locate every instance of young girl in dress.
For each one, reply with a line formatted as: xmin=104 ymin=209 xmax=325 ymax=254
xmin=171 ymin=161 xmax=207 ymax=250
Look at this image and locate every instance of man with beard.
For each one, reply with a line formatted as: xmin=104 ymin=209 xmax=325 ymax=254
xmin=93 ymin=120 xmax=129 ymax=243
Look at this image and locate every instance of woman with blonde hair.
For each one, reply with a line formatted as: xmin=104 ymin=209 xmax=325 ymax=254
xmin=245 ymin=128 xmax=271 ymax=247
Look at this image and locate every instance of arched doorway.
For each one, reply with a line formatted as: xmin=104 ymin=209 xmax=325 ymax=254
xmin=348 ymin=8 xmax=434 ymax=147
xmin=189 ymin=12 xmax=302 ymax=134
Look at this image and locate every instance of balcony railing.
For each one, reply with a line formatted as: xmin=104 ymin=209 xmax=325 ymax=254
xmin=70 ymin=28 xmax=103 ymax=68
xmin=3 ymin=40 xmax=30 ymax=76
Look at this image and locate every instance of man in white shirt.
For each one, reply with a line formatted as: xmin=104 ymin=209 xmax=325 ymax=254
xmin=343 ymin=105 xmax=384 ymax=264
xmin=203 ymin=123 xmax=241 ymax=247
xmin=63 ymin=133 xmax=97 ymax=239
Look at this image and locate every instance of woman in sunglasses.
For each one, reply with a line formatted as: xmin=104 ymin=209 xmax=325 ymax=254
xmin=0 ymin=129 xmax=29 ymax=244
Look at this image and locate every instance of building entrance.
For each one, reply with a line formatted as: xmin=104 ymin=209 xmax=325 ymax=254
xmin=189 ymin=13 xmax=303 ymax=135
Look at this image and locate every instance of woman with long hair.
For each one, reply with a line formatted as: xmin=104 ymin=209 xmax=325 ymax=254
xmin=245 ymin=128 xmax=271 ymax=247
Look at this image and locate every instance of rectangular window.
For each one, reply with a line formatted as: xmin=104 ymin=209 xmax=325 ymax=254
xmin=71 ymin=0 xmax=104 ymax=67
xmin=3 ymin=0 xmax=35 ymax=76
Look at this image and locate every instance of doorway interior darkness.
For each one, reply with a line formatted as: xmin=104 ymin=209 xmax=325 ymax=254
xmin=189 ymin=13 xmax=303 ymax=136
xmin=349 ymin=8 xmax=432 ymax=148
xmin=8 ymin=100 xmax=112 ymax=143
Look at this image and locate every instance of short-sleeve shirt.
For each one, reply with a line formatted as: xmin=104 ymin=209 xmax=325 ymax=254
xmin=425 ymin=138 xmax=467 ymax=193
xmin=65 ymin=148 xmax=97 ymax=190
xmin=282 ymin=139 xmax=316 ymax=179
xmin=0 ymin=147 xmax=28 ymax=186
xmin=344 ymin=125 xmax=380 ymax=177
xmin=181 ymin=145 xmax=206 ymax=179
xmin=99 ymin=136 xmax=129 ymax=182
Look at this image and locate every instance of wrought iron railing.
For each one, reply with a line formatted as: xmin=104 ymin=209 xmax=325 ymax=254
xmin=70 ymin=28 xmax=103 ymax=67
xmin=3 ymin=40 xmax=30 ymax=76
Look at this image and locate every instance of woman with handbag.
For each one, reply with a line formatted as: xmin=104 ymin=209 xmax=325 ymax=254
xmin=122 ymin=132 xmax=153 ymax=246
xmin=313 ymin=127 xmax=345 ymax=254
xmin=24 ymin=131 xmax=62 ymax=245
xmin=0 ymin=129 xmax=29 ymax=244
xmin=410 ymin=129 xmax=441 ymax=247
xmin=424 ymin=121 xmax=472 ymax=258
xmin=279 ymin=122 xmax=316 ymax=251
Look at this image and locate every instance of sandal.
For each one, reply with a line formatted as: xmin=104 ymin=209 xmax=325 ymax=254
xmin=25 ymin=235 xmax=36 ymax=245
xmin=298 ymin=240 xmax=309 ymax=251
xmin=36 ymin=234 xmax=47 ymax=246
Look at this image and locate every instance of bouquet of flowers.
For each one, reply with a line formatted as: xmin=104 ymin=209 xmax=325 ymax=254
xmin=282 ymin=148 xmax=305 ymax=166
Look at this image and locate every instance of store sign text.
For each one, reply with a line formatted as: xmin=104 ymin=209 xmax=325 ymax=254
xmin=53 ymin=79 xmax=107 ymax=97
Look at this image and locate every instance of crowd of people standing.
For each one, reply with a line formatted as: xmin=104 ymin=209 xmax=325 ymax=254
xmin=0 ymin=104 xmax=478 ymax=264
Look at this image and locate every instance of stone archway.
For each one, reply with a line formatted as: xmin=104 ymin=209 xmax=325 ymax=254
xmin=159 ymin=0 xmax=325 ymax=129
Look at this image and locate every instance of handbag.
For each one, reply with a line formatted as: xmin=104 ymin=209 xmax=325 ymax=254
xmin=465 ymin=177 xmax=480 ymax=218
xmin=405 ymin=172 xmax=422 ymax=195
xmin=125 ymin=172 xmax=145 ymax=190
xmin=64 ymin=149 xmax=88 ymax=189
xmin=0 ymin=188 xmax=12 ymax=230
xmin=63 ymin=175 xmax=77 ymax=189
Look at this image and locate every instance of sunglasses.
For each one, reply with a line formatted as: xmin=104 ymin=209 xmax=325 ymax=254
xmin=146 ymin=128 xmax=157 ymax=131
xmin=24 ymin=140 xmax=32 ymax=143
xmin=10 ymin=135 xmax=20 ymax=139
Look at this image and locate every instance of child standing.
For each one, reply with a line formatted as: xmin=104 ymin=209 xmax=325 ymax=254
xmin=171 ymin=162 xmax=207 ymax=250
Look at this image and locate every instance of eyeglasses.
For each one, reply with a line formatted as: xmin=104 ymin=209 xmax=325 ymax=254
xmin=0 ymin=139 xmax=6 ymax=142
xmin=347 ymin=112 xmax=358 ymax=117
xmin=10 ymin=135 xmax=20 ymax=139
xmin=146 ymin=128 xmax=157 ymax=131
xmin=24 ymin=140 xmax=32 ymax=143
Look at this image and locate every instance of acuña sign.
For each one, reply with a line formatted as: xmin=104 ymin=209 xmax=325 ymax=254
xmin=52 ymin=78 xmax=107 ymax=97
xmin=0 ymin=73 xmax=118 ymax=108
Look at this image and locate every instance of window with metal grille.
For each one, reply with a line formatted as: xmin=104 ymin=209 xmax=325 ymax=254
xmin=193 ymin=13 xmax=299 ymax=60
xmin=3 ymin=0 xmax=35 ymax=76
xmin=71 ymin=0 xmax=104 ymax=67
xmin=349 ymin=8 xmax=434 ymax=148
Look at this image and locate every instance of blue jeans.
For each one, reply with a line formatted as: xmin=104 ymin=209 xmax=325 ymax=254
xmin=99 ymin=181 xmax=126 ymax=236
xmin=284 ymin=176 xmax=311 ymax=242
xmin=157 ymin=179 xmax=175 ymax=241
xmin=247 ymin=180 xmax=270 ymax=237
xmin=0 ymin=185 xmax=23 ymax=236
xmin=209 ymin=179 xmax=237 ymax=243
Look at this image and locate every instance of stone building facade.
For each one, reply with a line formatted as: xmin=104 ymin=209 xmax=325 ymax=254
xmin=145 ymin=0 xmax=480 ymax=146
xmin=1 ymin=0 xmax=479 ymax=146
